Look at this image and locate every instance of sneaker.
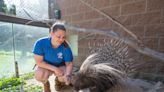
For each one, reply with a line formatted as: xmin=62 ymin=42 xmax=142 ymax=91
xmin=55 ymin=77 xmax=69 ymax=91
xmin=43 ymin=81 xmax=51 ymax=92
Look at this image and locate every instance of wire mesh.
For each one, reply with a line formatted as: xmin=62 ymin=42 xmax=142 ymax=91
xmin=3 ymin=0 xmax=48 ymax=20
xmin=0 ymin=22 xmax=49 ymax=78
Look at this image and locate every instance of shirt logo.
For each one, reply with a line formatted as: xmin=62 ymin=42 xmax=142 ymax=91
xmin=57 ymin=52 xmax=63 ymax=59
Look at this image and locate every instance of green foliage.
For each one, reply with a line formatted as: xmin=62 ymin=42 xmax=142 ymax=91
xmin=20 ymin=72 xmax=34 ymax=80
xmin=0 ymin=85 xmax=43 ymax=92
xmin=9 ymin=4 xmax=16 ymax=15
xmin=0 ymin=51 xmax=35 ymax=78
xmin=0 ymin=85 xmax=20 ymax=92
xmin=0 ymin=77 xmax=23 ymax=90
xmin=24 ymin=85 xmax=43 ymax=92
xmin=2 ymin=3 xmax=8 ymax=13
xmin=0 ymin=75 xmax=43 ymax=92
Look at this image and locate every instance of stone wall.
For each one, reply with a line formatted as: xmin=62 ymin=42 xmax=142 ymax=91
xmin=54 ymin=0 xmax=164 ymax=81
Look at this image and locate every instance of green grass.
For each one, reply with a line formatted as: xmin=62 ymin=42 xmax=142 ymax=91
xmin=0 ymin=51 xmax=35 ymax=78
xmin=0 ymin=52 xmax=15 ymax=78
xmin=0 ymin=74 xmax=43 ymax=92
xmin=0 ymin=51 xmax=43 ymax=91
xmin=0 ymin=85 xmax=43 ymax=92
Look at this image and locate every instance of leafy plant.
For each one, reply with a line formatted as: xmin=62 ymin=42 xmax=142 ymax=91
xmin=20 ymin=72 xmax=34 ymax=80
xmin=0 ymin=73 xmax=43 ymax=92
xmin=0 ymin=85 xmax=43 ymax=92
xmin=0 ymin=77 xmax=23 ymax=90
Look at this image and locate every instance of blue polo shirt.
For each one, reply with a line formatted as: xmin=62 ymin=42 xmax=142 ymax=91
xmin=33 ymin=37 xmax=73 ymax=67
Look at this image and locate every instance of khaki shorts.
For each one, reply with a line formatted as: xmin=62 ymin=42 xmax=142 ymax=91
xmin=34 ymin=66 xmax=66 ymax=83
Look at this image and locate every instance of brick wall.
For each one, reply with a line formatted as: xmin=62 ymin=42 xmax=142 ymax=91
xmin=55 ymin=0 xmax=164 ymax=80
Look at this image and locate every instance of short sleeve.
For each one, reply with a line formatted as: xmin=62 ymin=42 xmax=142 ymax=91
xmin=63 ymin=47 xmax=73 ymax=62
xmin=32 ymin=40 xmax=44 ymax=56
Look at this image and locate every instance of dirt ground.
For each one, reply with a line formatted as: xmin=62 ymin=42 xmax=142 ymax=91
xmin=26 ymin=75 xmax=74 ymax=92
xmin=26 ymin=74 xmax=164 ymax=92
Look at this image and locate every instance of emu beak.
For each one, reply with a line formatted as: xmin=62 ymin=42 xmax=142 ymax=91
xmin=79 ymin=88 xmax=90 ymax=92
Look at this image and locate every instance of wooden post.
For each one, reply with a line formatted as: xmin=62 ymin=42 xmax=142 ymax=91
xmin=12 ymin=23 xmax=19 ymax=78
xmin=14 ymin=61 xmax=19 ymax=78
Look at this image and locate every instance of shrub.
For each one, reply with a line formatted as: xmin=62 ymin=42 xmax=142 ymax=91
xmin=0 ymin=77 xmax=23 ymax=90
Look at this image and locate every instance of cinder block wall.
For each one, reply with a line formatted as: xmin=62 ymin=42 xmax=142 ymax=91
xmin=55 ymin=0 xmax=164 ymax=81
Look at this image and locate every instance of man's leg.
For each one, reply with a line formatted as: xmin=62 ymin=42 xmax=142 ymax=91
xmin=35 ymin=67 xmax=52 ymax=92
